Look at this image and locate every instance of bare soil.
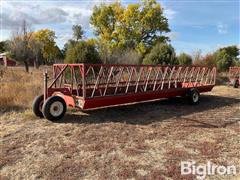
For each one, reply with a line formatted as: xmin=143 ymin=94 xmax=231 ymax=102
xmin=0 ymin=85 xmax=239 ymax=180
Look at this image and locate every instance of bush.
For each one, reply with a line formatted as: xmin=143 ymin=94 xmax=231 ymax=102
xmin=213 ymin=50 xmax=235 ymax=71
xmin=143 ymin=43 xmax=176 ymax=65
xmin=233 ymin=59 xmax=240 ymax=66
xmin=214 ymin=46 xmax=239 ymax=71
xmin=100 ymin=48 xmax=142 ymax=64
xmin=64 ymin=41 xmax=101 ymax=64
xmin=202 ymin=53 xmax=216 ymax=67
xmin=177 ymin=53 xmax=192 ymax=65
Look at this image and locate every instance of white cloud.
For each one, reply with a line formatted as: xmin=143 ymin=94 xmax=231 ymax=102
xmin=57 ymin=33 xmax=72 ymax=43
xmin=217 ymin=22 xmax=228 ymax=34
xmin=166 ymin=32 xmax=179 ymax=40
xmin=164 ymin=8 xmax=177 ymax=20
xmin=40 ymin=8 xmax=69 ymax=24
xmin=1 ymin=0 xmax=178 ymax=46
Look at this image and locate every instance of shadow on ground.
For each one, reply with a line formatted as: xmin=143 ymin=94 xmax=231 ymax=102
xmin=58 ymin=94 xmax=240 ymax=126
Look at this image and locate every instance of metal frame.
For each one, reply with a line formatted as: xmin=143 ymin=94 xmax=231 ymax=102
xmin=228 ymin=66 xmax=240 ymax=85
xmin=44 ymin=64 xmax=216 ymax=110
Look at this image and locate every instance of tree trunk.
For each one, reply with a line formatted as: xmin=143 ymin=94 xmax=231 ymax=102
xmin=34 ymin=56 xmax=39 ymax=69
xmin=24 ymin=61 xmax=29 ymax=73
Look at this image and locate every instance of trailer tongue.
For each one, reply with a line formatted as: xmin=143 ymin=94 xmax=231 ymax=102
xmin=33 ymin=64 xmax=216 ymax=121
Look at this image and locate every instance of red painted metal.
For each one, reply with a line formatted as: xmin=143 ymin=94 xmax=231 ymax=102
xmin=45 ymin=64 xmax=216 ymax=110
xmin=228 ymin=67 xmax=240 ymax=86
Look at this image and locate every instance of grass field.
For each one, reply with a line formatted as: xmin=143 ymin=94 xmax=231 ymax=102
xmin=0 ymin=67 xmax=239 ymax=179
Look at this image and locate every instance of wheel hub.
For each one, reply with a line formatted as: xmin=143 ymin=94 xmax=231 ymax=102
xmin=193 ymin=92 xmax=199 ymax=102
xmin=50 ymin=101 xmax=63 ymax=117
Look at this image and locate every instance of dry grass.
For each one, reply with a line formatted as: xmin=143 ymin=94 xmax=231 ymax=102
xmin=0 ymin=67 xmax=43 ymax=112
xmin=0 ymin=67 xmax=239 ymax=179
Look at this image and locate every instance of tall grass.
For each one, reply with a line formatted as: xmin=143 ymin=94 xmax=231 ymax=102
xmin=0 ymin=67 xmax=43 ymax=112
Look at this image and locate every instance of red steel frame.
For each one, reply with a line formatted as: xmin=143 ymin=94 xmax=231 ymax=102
xmin=228 ymin=66 xmax=240 ymax=85
xmin=44 ymin=64 xmax=216 ymax=110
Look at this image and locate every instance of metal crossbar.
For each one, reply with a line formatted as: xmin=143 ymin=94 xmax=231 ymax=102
xmin=229 ymin=67 xmax=240 ymax=79
xmin=51 ymin=64 xmax=216 ymax=98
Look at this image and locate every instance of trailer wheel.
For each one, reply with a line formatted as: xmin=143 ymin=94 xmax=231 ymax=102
xmin=42 ymin=96 xmax=66 ymax=121
xmin=32 ymin=94 xmax=44 ymax=118
xmin=233 ymin=79 xmax=239 ymax=88
xmin=187 ymin=89 xmax=200 ymax=105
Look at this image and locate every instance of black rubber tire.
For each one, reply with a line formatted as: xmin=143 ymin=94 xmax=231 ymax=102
xmin=42 ymin=96 xmax=66 ymax=121
xmin=233 ymin=79 xmax=239 ymax=88
xmin=187 ymin=88 xmax=200 ymax=105
xmin=32 ymin=94 xmax=44 ymax=118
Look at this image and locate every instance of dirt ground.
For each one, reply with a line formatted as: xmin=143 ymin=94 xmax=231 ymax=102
xmin=0 ymin=85 xmax=239 ymax=179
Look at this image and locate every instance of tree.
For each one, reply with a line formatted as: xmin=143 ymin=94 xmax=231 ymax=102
xmin=72 ymin=25 xmax=84 ymax=41
xmin=219 ymin=45 xmax=239 ymax=58
xmin=202 ymin=53 xmax=216 ymax=67
xmin=177 ymin=53 xmax=192 ymax=65
xmin=53 ymin=45 xmax=64 ymax=63
xmin=192 ymin=50 xmax=203 ymax=65
xmin=90 ymin=0 xmax=170 ymax=55
xmin=142 ymin=43 xmax=176 ymax=65
xmin=34 ymin=29 xmax=58 ymax=64
xmin=62 ymin=40 xmax=77 ymax=58
xmin=215 ymin=50 xmax=233 ymax=71
xmin=29 ymin=37 xmax=43 ymax=68
xmin=214 ymin=45 xmax=239 ymax=71
xmin=64 ymin=41 xmax=101 ymax=64
xmin=8 ymin=20 xmax=32 ymax=72
xmin=0 ymin=41 xmax=7 ymax=53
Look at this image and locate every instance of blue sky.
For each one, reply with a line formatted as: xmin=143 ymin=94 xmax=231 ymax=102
xmin=0 ymin=0 xmax=239 ymax=55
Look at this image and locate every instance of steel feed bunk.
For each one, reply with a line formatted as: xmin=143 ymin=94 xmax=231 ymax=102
xmin=33 ymin=64 xmax=216 ymax=121
xmin=228 ymin=67 xmax=240 ymax=88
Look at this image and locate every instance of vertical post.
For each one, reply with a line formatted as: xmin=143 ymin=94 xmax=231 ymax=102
xmin=82 ymin=64 xmax=86 ymax=98
xmin=53 ymin=66 xmax=56 ymax=88
xmin=71 ymin=66 xmax=73 ymax=94
xmin=43 ymin=70 xmax=48 ymax=101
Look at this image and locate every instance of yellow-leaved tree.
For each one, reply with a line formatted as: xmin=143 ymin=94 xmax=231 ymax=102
xmin=34 ymin=29 xmax=60 ymax=64
xmin=90 ymin=0 xmax=170 ymax=56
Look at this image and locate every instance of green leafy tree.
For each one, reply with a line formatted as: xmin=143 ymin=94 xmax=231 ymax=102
xmin=72 ymin=25 xmax=84 ymax=41
xmin=215 ymin=50 xmax=233 ymax=71
xmin=90 ymin=0 xmax=170 ymax=55
xmin=219 ymin=45 xmax=239 ymax=58
xmin=0 ymin=41 xmax=7 ymax=53
xmin=143 ymin=43 xmax=176 ymax=65
xmin=214 ymin=45 xmax=239 ymax=71
xmin=62 ymin=40 xmax=77 ymax=58
xmin=177 ymin=53 xmax=192 ymax=65
xmin=64 ymin=41 xmax=101 ymax=64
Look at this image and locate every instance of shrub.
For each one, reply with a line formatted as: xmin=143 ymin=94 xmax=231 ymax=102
xmin=214 ymin=50 xmax=234 ymax=71
xmin=101 ymin=48 xmax=142 ymax=64
xmin=214 ymin=45 xmax=239 ymax=71
xmin=177 ymin=53 xmax=192 ymax=65
xmin=202 ymin=53 xmax=216 ymax=67
xmin=64 ymin=41 xmax=101 ymax=64
xmin=142 ymin=43 xmax=176 ymax=65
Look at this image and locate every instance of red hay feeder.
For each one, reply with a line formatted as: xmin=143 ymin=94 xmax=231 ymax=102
xmin=33 ymin=64 xmax=216 ymax=121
